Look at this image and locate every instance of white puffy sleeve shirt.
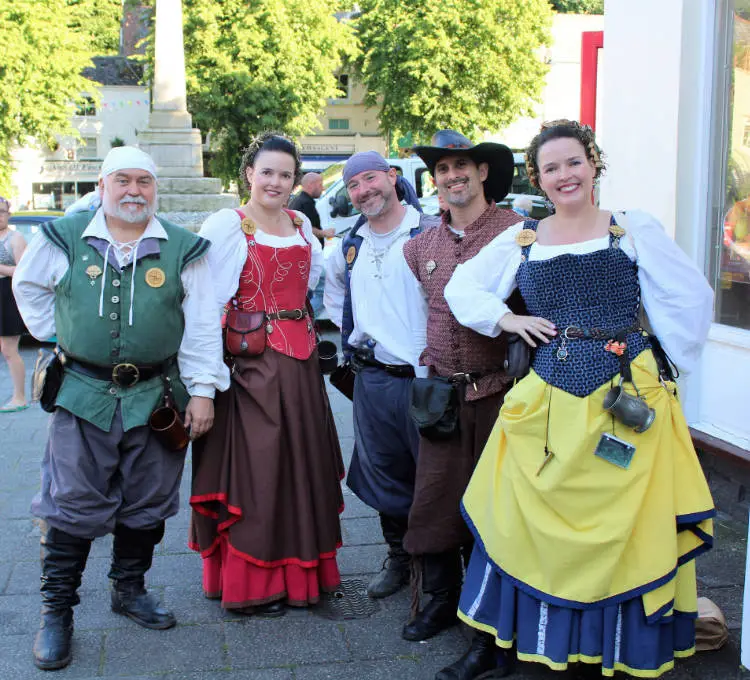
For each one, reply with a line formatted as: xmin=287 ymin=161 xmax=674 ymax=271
xmin=444 ymin=210 xmax=714 ymax=375
xmin=198 ymin=208 xmax=323 ymax=312
xmin=12 ymin=216 xmax=230 ymax=398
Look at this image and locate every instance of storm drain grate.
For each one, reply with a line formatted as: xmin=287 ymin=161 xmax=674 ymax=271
xmin=314 ymin=578 xmax=379 ymax=620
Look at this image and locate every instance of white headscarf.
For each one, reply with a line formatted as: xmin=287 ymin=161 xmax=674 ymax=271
xmin=100 ymin=146 xmax=158 ymax=179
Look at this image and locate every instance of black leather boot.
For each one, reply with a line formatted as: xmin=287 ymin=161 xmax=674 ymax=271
xmin=33 ymin=527 xmax=92 ymax=671
xmin=402 ymin=550 xmax=462 ymax=641
xmin=109 ymin=523 xmax=176 ymax=630
xmin=435 ymin=631 xmax=514 ymax=679
xmin=367 ymin=514 xmax=410 ymax=598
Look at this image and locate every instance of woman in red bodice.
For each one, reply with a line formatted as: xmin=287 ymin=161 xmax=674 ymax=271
xmin=189 ymin=133 xmax=344 ymax=616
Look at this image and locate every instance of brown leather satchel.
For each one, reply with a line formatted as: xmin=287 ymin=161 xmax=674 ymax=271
xmin=224 ymin=304 xmax=267 ymax=357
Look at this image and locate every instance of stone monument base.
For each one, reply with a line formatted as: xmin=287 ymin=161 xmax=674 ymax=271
xmin=157 ymin=177 xmax=238 ymax=232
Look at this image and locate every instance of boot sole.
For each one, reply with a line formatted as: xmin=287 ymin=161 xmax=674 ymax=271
xmin=111 ymin=604 xmax=176 ymax=630
xmin=33 ymin=653 xmax=72 ymax=671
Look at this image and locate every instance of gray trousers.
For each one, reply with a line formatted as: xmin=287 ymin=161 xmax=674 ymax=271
xmin=31 ymin=406 xmax=187 ymax=539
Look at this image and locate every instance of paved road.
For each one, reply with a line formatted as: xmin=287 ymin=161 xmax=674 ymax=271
xmin=0 ymin=344 xmax=747 ymax=679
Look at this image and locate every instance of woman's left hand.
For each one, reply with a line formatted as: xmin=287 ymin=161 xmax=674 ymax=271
xmin=185 ymin=396 xmax=215 ymax=439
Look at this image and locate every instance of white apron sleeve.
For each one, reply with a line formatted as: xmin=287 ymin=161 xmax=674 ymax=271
xmin=625 ymin=210 xmax=714 ymax=375
xmin=444 ymin=222 xmax=525 ymax=337
xmin=11 ymin=233 xmax=69 ymax=341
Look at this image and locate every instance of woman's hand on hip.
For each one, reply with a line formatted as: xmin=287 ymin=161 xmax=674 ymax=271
xmin=499 ymin=313 xmax=556 ymax=348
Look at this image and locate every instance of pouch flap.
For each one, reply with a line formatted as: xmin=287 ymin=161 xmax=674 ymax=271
xmin=225 ymin=309 xmax=266 ymax=333
xmin=409 ymin=377 xmax=455 ymax=428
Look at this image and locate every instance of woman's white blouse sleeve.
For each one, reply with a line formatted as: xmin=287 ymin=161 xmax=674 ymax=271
xmin=444 ymin=222 xmax=525 ymax=337
xmin=626 ymin=210 xmax=714 ymax=375
xmin=198 ymin=209 xmax=246 ymax=312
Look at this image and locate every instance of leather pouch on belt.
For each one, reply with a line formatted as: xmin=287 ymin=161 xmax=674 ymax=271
xmin=224 ymin=308 xmax=266 ymax=357
xmin=409 ymin=376 xmax=459 ymax=441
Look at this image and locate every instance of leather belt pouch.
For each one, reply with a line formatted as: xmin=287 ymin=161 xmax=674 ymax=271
xmin=32 ymin=349 xmax=64 ymax=414
xmin=224 ymin=309 xmax=266 ymax=357
xmin=504 ymin=333 xmax=531 ymax=379
xmin=330 ymin=362 xmax=356 ymax=401
xmin=409 ymin=376 xmax=459 ymax=441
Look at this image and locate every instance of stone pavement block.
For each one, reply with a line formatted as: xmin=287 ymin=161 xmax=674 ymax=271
xmin=0 ymin=519 xmax=38 ymax=561
xmin=5 ymin=561 xmax=41 ymax=595
xmin=294 ymin=657 xmax=436 ymax=680
xmin=0 ymin=562 xmax=13 ymax=593
xmin=225 ymin=617 xmax=350 ymax=668
xmin=341 ymin=517 xmax=383 ymax=547
xmin=0 ymin=490 xmax=36 ymax=519
xmin=341 ymin=616 xmax=466 ymax=662
xmin=75 ymin=673 xmax=294 ymax=680
xmin=0 ymin=593 xmax=39 ymax=635
xmin=103 ymin=623 xmax=226 ymax=675
xmin=337 ymin=545 xmax=385 ymax=576
xmin=0 ymin=630 xmax=103 ymax=679
xmin=147 ymin=552 xmax=203 ymax=586
xmin=88 ymin=534 xmax=113 ymax=558
xmin=340 ymin=492 xmax=378 ymax=520
xmin=160 ymin=522 xmax=193 ymax=555
xmin=163 ymin=583 xmax=246 ymax=625
xmin=679 ymin=638 xmax=747 ymax=679
xmin=700 ymin=585 xmax=744 ymax=630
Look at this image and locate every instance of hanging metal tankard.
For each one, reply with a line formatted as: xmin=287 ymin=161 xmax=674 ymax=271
xmin=602 ymin=378 xmax=655 ymax=433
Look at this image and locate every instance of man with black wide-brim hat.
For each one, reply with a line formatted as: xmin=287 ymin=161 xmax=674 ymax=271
xmin=400 ymin=130 xmax=521 ymax=679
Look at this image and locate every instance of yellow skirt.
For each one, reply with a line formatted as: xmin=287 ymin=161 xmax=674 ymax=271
xmin=463 ymin=349 xmax=714 ymax=622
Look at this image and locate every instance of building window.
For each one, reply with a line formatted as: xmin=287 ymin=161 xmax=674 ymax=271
xmin=711 ymin=3 xmax=750 ymax=330
xmin=329 ymin=119 xmax=350 ymax=131
xmin=75 ymin=96 xmax=96 ymax=117
xmin=334 ymin=74 xmax=350 ymax=100
xmin=78 ymin=137 xmax=98 ymax=160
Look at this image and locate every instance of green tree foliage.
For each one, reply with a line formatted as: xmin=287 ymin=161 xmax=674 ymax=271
xmin=550 ymin=0 xmax=604 ymax=13
xmin=355 ymin=0 xmax=553 ymax=143
xmin=0 ymin=0 xmax=121 ymax=194
xmin=164 ymin=0 xmax=356 ymax=185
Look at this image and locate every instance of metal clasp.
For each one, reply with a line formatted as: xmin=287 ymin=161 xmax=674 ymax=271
xmin=112 ymin=363 xmax=140 ymax=387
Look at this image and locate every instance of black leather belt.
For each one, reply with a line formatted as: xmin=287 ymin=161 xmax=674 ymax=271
xmin=65 ymin=356 xmax=173 ymax=387
xmin=267 ymin=309 xmax=308 ymax=321
xmin=352 ymin=353 xmax=415 ymax=378
xmin=562 ymin=324 xmax=641 ymax=341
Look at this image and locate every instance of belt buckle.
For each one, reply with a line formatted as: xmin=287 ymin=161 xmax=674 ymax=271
xmin=292 ymin=309 xmax=304 ymax=320
xmin=112 ymin=363 xmax=140 ymax=387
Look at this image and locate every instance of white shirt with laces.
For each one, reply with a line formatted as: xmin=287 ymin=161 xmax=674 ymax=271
xmin=12 ymin=208 xmax=229 ymax=398
xmin=324 ymin=205 xmax=428 ymax=376
xmin=443 ymin=210 xmax=714 ymax=375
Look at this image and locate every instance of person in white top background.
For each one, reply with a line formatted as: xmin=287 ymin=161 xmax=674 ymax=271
xmin=439 ymin=119 xmax=716 ymax=680
xmin=325 ymin=151 xmax=439 ymax=601
xmin=13 ymin=146 xmax=226 ymax=672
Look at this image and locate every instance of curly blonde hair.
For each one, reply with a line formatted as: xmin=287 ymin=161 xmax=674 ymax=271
xmin=525 ymin=119 xmax=605 ymax=190
xmin=238 ymin=131 xmax=302 ymax=192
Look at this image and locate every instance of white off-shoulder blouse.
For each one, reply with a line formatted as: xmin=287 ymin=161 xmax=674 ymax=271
xmin=444 ymin=210 xmax=714 ymax=375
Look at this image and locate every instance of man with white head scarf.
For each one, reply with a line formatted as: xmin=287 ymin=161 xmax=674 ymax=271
xmin=13 ymin=146 xmax=229 ymax=671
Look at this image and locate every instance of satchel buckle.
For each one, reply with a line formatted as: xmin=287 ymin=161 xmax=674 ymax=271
xmin=112 ymin=363 xmax=140 ymax=387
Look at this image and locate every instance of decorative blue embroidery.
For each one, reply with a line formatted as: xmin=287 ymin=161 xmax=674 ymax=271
xmin=516 ymin=219 xmax=650 ymax=397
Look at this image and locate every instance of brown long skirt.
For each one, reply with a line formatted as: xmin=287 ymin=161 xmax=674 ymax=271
xmin=404 ymin=386 xmax=509 ymax=556
xmin=189 ymin=348 xmax=345 ymax=609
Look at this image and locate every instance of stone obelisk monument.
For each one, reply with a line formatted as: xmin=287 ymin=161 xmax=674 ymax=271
xmin=137 ymin=0 xmax=237 ymax=229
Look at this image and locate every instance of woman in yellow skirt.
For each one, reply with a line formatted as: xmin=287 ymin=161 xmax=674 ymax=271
xmin=436 ymin=120 xmax=715 ymax=680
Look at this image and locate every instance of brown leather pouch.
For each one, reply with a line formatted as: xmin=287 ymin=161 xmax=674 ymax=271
xmin=224 ymin=308 xmax=267 ymax=357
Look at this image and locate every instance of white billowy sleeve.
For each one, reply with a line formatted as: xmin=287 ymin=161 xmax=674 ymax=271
xmin=197 ymin=209 xmax=246 ymax=313
xmin=444 ymin=222 xmax=525 ymax=337
xmin=11 ymin=233 xmax=69 ymax=341
xmin=178 ymin=257 xmax=231 ymax=397
xmin=626 ymin=210 xmax=714 ymax=375
xmin=324 ymin=242 xmax=347 ymax=329
xmin=293 ymin=210 xmax=323 ymax=290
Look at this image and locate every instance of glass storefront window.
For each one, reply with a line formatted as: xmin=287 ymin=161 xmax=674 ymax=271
xmin=713 ymin=2 xmax=750 ymax=329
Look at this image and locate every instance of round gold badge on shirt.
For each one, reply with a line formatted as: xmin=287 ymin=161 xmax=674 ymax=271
xmin=346 ymin=246 xmax=357 ymax=265
xmin=292 ymin=216 xmax=303 ymax=227
xmin=609 ymin=224 xmax=626 ymax=238
xmin=145 ymin=267 xmax=166 ymax=288
xmin=515 ymin=229 xmax=537 ymax=247
xmin=241 ymin=217 xmax=257 ymax=235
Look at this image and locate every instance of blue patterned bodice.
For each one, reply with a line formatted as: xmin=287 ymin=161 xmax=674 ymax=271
xmin=516 ymin=219 xmax=650 ymax=397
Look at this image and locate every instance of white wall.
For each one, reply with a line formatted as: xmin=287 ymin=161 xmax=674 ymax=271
xmin=487 ymin=13 xmax=605 ymax=150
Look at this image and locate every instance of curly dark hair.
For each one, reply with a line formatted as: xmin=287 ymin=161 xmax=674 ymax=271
xmin=525 ymin=119 xmax=606 ymax=191
xmin=238 ymin=131 xmax=303 ymax=193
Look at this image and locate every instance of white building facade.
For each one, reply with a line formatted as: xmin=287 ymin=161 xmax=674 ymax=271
xmin=599 ymin=0 xmax=750 ymax=455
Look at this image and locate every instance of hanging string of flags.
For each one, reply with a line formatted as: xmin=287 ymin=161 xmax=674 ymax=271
xmin=99 ymin=99 xmax=151 ymax=109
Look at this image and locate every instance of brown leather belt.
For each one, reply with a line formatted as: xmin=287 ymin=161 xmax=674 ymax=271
xmin=267 ymin=309 xmax=308 ymax=321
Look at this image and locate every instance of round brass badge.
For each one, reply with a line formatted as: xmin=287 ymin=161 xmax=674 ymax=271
xmin=145 ymin=267 xmax=166 ymax=288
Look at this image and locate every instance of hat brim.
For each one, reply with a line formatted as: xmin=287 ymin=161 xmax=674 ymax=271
xmin=412 ymin=142 xmax=514 ymax=202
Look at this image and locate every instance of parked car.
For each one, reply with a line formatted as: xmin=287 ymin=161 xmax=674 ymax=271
xmin=8 ymin=210 xmax=64 ymax=240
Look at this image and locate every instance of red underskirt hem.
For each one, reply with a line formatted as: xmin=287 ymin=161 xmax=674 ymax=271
xmin=194 ymin=533 xmax=341 ymax=608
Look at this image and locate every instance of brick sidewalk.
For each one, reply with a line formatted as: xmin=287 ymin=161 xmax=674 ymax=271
xmin=0 ymin=345 xmax=747 ymax=679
